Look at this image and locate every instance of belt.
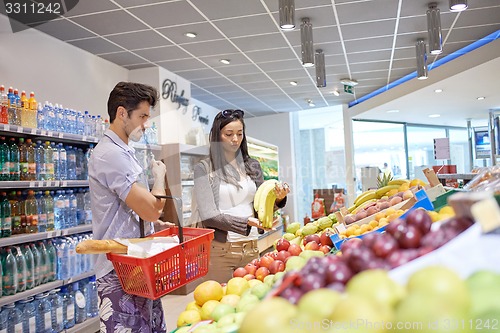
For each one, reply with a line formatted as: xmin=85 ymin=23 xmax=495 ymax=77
xmin=213 ymin=239 xmax=258 ymax=250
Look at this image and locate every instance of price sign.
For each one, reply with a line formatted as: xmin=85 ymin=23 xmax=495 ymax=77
xmin=433 ymin=138 xmax=450 ymax=160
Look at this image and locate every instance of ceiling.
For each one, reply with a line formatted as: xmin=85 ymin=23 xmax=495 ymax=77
xmin=4 ymin=0 xmax=500 ymax=125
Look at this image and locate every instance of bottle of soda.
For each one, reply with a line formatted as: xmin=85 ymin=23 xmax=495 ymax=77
xmin=0 ymin=136 xmax=9 ymax=181
xmin=45 ymin=240 xmax=57 ymax=282
xmin=1 ymin=247 xmax=18 ymax=295
xmin=7 ymin=87 xmax=17 ymax=125
xmin=13 ymin=246 xmax=27 ymax=293
xmin=20 ymin=90 xmax=29 ymax=128
xmin=25 ymin=190 xmax=38 ymax=233
xmin=35 ymin=241 xmax=48 ymax=284
xmin=44 ymin=190 xmax=55 ymax=231
xmin=0 ymin=191 xmax=12 ymax=237
xmin=8 ymin=137 xmax=20 ymax=181
xmin=28 ymin=92 xmax=37 ymax=129
xmin=30 ymin=243 xmax=42 ymax=287
xmin=26 ymin=138 xmax=36 ymax=181
xmin=22 ymin=244 xmax=35 ymax=290
xmin=0 ymin=85 xmax=8 ymax=124
xmin=9 ymin=191 xmax=22 ymax=235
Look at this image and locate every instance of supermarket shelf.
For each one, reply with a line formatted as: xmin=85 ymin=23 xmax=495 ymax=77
xmin=0 ymin=270 xmax=95 ymax=307
xmin=65 ymin=316 xmax=99 ymax=333
xmin=0 ymin=180 xmax=89 ymax=189
xmin=0 ymin=123 xmax=99 ymax=144
xmin=130 ymin=142 xmax=162 ymax=151
xmin=0 ymin=225 xmax=92 ymax=247
xmin=436 ymin=173 xmax=476 ymax=180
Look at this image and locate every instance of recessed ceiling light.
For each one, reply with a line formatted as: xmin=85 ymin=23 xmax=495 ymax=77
xmin=306 ymin=99 xmax=315 ymax=107
xmin=220 ymin=59 xmax=230 ymax=65
xmin=434 ymin=89 xmax=443 ymax=93
xmin=289 ymin=81 xmax=298 ymax=86
xmin=387 ymin=110 xmax=399 ymax=113
xmin=184 ymin=32 xmax=197 ymax=38
xmin=332 ymin=90 xmax=340 ymax=96
xmin=429 ymin=114 xmax=441 ymax=118
xmin=477 ymin=96 xmax=485 ymax=100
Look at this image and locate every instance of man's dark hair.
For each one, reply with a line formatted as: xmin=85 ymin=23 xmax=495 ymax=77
xmin=107 ymin=82 xmax=158 ymax=123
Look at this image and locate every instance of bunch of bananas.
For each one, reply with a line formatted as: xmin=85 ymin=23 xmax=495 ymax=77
xmin=349 ymin=179 xmax=411 ymax=212
xmin=253 ymin=179 xmax=279 ymax=228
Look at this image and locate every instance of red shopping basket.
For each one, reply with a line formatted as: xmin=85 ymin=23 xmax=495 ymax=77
xmin=107 ymin=226 xmax=214 ymax=300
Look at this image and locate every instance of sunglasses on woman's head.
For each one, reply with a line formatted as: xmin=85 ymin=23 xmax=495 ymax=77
xmin=221 ymin=109 xmax=244 ymax=118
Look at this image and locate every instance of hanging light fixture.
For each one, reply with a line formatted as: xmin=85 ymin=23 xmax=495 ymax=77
xmin=427 ymin=3 xmax=443 ymax=55
xmin=279 ymin=0 xmax=295 ymax=31
xmin=416 ymin=39 xmax=428 ymax=80
xmin=315 ymin=49 xmax=326 ymax=87
xmin=449 ymin=0 xmax=468 ymax=12
xmin=300 ymin=18 xmax=314 ymax=67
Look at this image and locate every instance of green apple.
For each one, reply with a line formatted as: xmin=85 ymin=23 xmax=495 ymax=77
xmin=210 ymin=303 xmax=235 ymax=322
xmin=263 ymin=274 xmax=275 ymax=287
xmin=346 ymin=269 xmax=405 ymax=308
xmin=407 ymin=266 xmax=470 ymax=313
xmin=251 ymin=283 xmax=271 ymax=299
xmin=239 ymin=297 xmax=298 ymax=333
xmin=285 ymin=256 xmax=306 ymax=272
xmin=297 ymin=288 xmax=341 ymax=320
xmin=236 ymin=293 xmax=260 ymax=313
xmin=216 ymin=313 xmax=237 ymax=328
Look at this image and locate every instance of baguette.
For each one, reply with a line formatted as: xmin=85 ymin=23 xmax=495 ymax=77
xmin=76 ymin=239 xmax=128 ymax=254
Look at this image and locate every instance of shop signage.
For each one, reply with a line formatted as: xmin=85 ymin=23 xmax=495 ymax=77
xmin=344 ymin=85 xmax=354 ymax=94
xmin=433 ymin=138 xmax=450 ymax=160
xmin=162 ymin=79 xmax=189 ymax=109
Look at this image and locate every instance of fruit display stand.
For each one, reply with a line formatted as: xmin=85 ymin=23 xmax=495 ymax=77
xmin=256 ymin=225 xmax=283 ymax=254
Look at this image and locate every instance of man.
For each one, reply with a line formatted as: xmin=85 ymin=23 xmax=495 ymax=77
xmin=382 ymin=162 xmax=392 ymax=178
xmin=88 ymin=81 xmax=170 ymax=332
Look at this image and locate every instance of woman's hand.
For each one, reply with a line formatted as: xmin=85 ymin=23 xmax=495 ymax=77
xmin=275 ymin=182 xmax=290 ymax=201
xmin=248 ymin=216 xmax=280 ymax=231
xmin=153 ymin=220 xmax=176 ymax=231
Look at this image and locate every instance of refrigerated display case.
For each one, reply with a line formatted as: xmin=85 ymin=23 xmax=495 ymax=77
xmin=247 ymin=136 xmax=279 ymax=180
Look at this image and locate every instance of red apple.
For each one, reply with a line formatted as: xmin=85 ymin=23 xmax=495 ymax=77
xmin=268 ymin=251 xmax=279 ymax=260
xmin=303 ymin=234 xmax=321 ymax=246
xmin=244 ymin=263 xmax=257 ymax=275
xmin=268 ymin=260 xmax=285 ymax=274
xmin=233 ymin=267 xmax=248 ymax=278
xmin=250 ymin=258 xmax=259 ymax=266
xmin=288 ymin=244 xmax=302 ymax=256
xmin=304 ymin=240 xmax=320 ymax=251
xmin=258 ymin=256 xmax=275 ymax=269
xmin=319 ymin=245 xmax=332 ymax=254
xmin=276 ymin=250 xmax=291 ymax=263
xmin=243 ymin=274 xmax=256 ymax=280
xmin=319 ymin=231 xmax=334 ymax=247
xmin=276 ymin=238 xmax=290 ymax=252
xmin=255 ymin=266 xmax=270 ymax=281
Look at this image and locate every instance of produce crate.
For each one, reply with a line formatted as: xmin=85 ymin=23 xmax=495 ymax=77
xmin=107 ymin=227 xmax=214 ymax=300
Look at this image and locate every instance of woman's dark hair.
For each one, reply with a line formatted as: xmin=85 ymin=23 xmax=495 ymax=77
xmin=107 ymin=82 xmax=158 ymax=123
xmin=209 ymin=109 xmax=256 ymax=186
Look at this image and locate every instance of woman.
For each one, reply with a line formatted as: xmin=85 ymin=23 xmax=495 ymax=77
xmin=193 ymin=109 xmax=289 ymax=283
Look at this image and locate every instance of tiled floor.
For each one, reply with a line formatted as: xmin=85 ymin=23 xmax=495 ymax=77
xmin=162 ymin=292 xmax=195 ymax=332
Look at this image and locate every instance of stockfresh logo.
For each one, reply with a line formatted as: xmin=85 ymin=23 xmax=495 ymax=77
xmin=3 ymin=0 xmax=79 ymax=33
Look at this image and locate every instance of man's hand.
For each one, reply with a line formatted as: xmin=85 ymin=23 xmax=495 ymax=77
xmin=153 ymin=220 xmax=176 ymax=231
xmin=151 ymin=159 xmax=167 ymax=191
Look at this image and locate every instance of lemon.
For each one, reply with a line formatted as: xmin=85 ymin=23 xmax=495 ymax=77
xmin=439 ymin=206 xmax=455 ymax=215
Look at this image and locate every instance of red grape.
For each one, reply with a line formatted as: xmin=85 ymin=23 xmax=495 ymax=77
xmin=405 ymin=209 xmax=432 ymax=234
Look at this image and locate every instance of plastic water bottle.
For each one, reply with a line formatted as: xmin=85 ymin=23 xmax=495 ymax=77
xmin=56 ymin=144 xmax=67 ymax=181
xmin=0 ymin=305 xmax=8 ymax=332
xmin=30 ymin=243 xmax=42 ymax=287
xmin=84 ymin=145 xmax=93 ymax=180
xmin=65 ymin=237 xmax=76 ymax=277
xmin=43 ymin=141 xmax=54 ymax=181
xmin=5 ymin=303 xmax=22 ymax=333
xmin=66 ymin=146 xmax=76 ymax=180
xmin=54 ymin=239 xmax=68 ymax=280
xmin=75 ymin=189 xmax=85 ymax=225
xmin=75 ymin=148 xmax=84 ymax=180
xmin=37 ymin=102 xmax=45 ymax=130
xmin=85 ymin=276 xmax=98 ymax=318
xmin=83 ymin=189 xmax=92 ymax=225
xmin=35 ymin=293 xmax=51 ymax=333
xmin=73 ymin=282 xmax=86 ymax=324
xmin=54 ymin=190 xmax=65 ymax=230
xmin=19 ymin=137 xmax=29 ymax=181
xmin=45 ymin=240 xmax=57 ymax=282
xmin=49 ymin=289 xmax=64 ymax=332
xmin=76 ymin=112 xmax=84 ymax=135
xmin=12 ymin=246 xmax=27 ymax=293
xmin=1 ymin=247 xmax=18 ymax=295
xmin=22 ymin=244 xmax=35 ymax=290
xmin=52 ymin=142 xmax=60 ymax=180
xmin=43 ymin=191 xmax=54 ymax=231
xmin=0 ymin=136 xmax=10 ymax=181
xmin=61 ymin=285 xmax=75 ymax=329
xmin=25 ymin=139 xmax=36 ymax=181
xmin=36 ymin=191 xmax=47 ymax=232
xmin=34 ymin=141 xmax=44 ymax=181
xmin=67 ymin=190 xmax=77 ymax=228
xmin=19 ymin=297 xmax=36 ymax=333
xmin=1 ymin=191 xmax=12 ymax=237
xmin=9 ymin=191 xmax=22 ymax=235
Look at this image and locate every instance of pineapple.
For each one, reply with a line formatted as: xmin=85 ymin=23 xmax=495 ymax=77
xmin=377 ymin=172 xmax=393 ymax=188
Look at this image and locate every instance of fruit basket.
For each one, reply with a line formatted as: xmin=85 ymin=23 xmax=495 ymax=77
xmin=106 ymin=195 xmax=214 ymax=300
